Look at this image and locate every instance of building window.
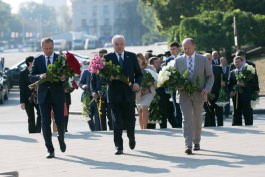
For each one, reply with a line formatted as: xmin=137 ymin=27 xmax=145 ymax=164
xmin=81 ymin=19 xmax=87 ymax=27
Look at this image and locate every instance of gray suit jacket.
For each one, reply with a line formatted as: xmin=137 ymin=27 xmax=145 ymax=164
xmin=174 ymin=52 xmax=214 ymax=93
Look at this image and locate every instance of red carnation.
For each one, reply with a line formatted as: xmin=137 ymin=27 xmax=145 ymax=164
xmin=66 ymin=51 xmax=81 ymax=75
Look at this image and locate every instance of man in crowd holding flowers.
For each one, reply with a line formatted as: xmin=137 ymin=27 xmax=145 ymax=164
xmin=90 ymin=49 xmax=113 ymax=131
xmin=174 ymin=38 xmax=214 ymax=154
xmin=30 ymin=38 xmax=67 ymax=158
xmin=203 ymin=53 xmax=224 ymax=127
xmin=104 ymin=35 xmax=142 ymax=155
xmin=228 ymin=56 xmax=256 ymax=126
xmin=148 ymin=56 xmax=176 ymax=129
xmin=162 ymin=41 xmax=183 ymax=128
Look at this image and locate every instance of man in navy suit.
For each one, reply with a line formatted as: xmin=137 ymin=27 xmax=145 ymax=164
xmin=104 ymin=35 xmax=142 ymax=155
xmin=162 ymin=41 xmax=183 ymax=128
xmin=30 ymin=38 xmax=66 ymax=158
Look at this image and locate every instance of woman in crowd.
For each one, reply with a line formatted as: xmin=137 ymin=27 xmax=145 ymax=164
xmin=135 ymin=53 xmax=157 ymax=129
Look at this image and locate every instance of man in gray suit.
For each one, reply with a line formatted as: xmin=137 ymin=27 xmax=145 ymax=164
xmin=174 ymin=38 xmax=214 ymax=154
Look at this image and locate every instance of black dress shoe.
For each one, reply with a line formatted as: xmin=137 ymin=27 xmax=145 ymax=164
xmin=194 ymin=144 xmax=200 ymax=151
xmin=58 ymin=136 xmax=66 ymax=152
xmin=115 ymin=150 xmax=123 ymax=155
xmin=129 ymin=140 xmax=136 ymax=150
xmin=46 ymin=152 xmax=55 ymax=158
xmin=185 ymin=147 xmax=192 ymax=155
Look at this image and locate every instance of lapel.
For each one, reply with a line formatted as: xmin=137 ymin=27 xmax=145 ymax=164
xmin=178 ymin=56 xmax=186 ymax=74
xmin=123 ymin=51 xmax=130 ymax=67
xmin=192 ymin=53 xmax=200 ymax=78
xmin=112 ymin=52 xmax=119 ymax=65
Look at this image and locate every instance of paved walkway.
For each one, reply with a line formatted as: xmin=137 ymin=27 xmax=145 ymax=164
xmin=1 ymin=114 xmax=265 ymax=177
xmin=1 ymin=88 xmax=265 ymax=177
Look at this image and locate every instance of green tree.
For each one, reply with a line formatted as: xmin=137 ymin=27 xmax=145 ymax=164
xmin=177 ymin=10 xmax=265 ymax=61
xmin=0 ymin=1 xmax=12 ymax=32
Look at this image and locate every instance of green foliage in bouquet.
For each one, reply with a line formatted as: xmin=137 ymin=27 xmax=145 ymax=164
xmin=82 ymin=92 xmax=93 ymax=121
xmin=141 ymin=71 xmax=155 ymax=89
xmin=29 ymin=54 xmax=77 ymax=89
xmin=148 ymin=95 xmax=163 ymax=124
xmin=100 ymin=59 xmax=130 ymax=86
xmin=181 ymin=70 xmax=200 ymax=95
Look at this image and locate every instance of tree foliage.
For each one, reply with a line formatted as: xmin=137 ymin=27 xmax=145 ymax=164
xmin=176 ymin=10 xmax=265 ymax=60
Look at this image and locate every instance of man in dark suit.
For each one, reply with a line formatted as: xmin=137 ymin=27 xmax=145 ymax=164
xmin=91 ymin=49 xmax=113 ymax=131
xmin=212 ymin=51 xmax=220 ymax=65
xmin=220 ymin=57 xmax=230 ymax=118
xmin=19 ymin=56 xmax=41 ymax=133
xmin=79 ymin=69 xmax=98 ymax=131
xmin=229 ymin=50 xmax=259 ymax=121
xmin=228 ymin=56 xmax=254 ymax=125
xmin=104 ymin=35 xmax=142 ymax=155
xmin=30 ymin=38 xmax=66 ymax=158
xmin=162 ymin=41 xmax=183 ymax=128
xmin=203 ymin=53 xmax=224 ymax=127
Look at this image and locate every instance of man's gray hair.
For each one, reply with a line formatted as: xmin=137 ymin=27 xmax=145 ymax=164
xmin=41 ymin=38 xmax=54 ymax=47
xmin=112 ymin=35 xmax=125 ymax=44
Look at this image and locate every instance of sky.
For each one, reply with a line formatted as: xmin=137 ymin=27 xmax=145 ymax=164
xmin=2 ymin=0 xmax=43 ymax=13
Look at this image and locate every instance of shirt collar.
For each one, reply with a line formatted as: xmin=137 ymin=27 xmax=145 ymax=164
xmin=115 ymin=51 xmax=124 ymax=58
xmin=185 ymin=52 xmax=195 ymax=60
xmin=44 ymin=52 xmax=54 ymax=59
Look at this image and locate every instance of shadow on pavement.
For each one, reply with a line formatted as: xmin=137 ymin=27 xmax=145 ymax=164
xmin=137 ymin=150 xmax=265 ymax=169
xmin=56 ymin=155 xmax=170 ymax=174
xmin=0 ymin=135 xmax=38 ymax=143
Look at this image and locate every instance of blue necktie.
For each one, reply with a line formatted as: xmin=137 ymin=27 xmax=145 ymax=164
xmin=118 ymin=54 xmax=124 ymax=70
xmin=47 ymin=56 xmax=51 ymax=67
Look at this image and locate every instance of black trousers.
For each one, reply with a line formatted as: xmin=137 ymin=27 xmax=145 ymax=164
xmin=232 ymin=96 xmax=253 ymax=126
xmin=25 ymin=103 xmax=41 ymax=133
xmin=64 ymin=103 xmax=70 ymax=131
xmin=98 ymin=97 xmax=113 ymax=131
xmin=39 ymin=92 xmax=65 ymax=153
xmin=204 ymin=102 xmax=223 ymax=127
xmin=109 ymin=102 xmax=135 ymax=150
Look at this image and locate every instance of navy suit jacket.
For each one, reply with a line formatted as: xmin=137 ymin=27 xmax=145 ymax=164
xmin=104 ymin=51 xmax=142 ymax=103
xmin=30 ymin=53 xmax=64 ymax=104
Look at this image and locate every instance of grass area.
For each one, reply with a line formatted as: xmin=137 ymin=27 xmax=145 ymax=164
xmin=252 ymin=55 xmax=265 ymax=93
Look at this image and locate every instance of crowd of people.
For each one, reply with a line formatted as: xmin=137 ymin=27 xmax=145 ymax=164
xmin=18 ymin=35 xmax=260 ymax=157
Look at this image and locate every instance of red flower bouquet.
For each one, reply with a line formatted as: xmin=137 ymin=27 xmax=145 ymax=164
xmin=29 ymin=51 xmax=81 ymax=89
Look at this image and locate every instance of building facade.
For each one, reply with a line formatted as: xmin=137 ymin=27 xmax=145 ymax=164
xmin=71 ymin=0 xmax=146 ymax=45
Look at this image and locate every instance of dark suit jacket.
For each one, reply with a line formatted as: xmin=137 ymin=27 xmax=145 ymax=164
xmin=211 ymin=65 xmax=223 ymax=102
xmin=212 ymin=59 xmax=220 ymax=65
xmin=19 ymin=68 xmax=33 ymax=104
xmin=229 ymin=61 xmax=259 ymax=92
xmin=228 ymin=69 xmax=254 ymax=101
xmin=104 ymin=51 xmax=142 ymax=103
xmin=90 ymin=74 xmax=108 ymax=95
xmin=30 ymin=53 xmax=64 ymax=104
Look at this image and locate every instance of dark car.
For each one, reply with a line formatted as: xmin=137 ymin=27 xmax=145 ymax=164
xmin=4 ymin=60 xmax=27 ymax=88
xmin=0 ymin=72 xmax=8 ymax=104
xmin=4 ymin=52 xmax=89 ymax=87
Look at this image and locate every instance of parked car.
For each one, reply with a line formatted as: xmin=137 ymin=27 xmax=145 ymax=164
xmin=0 ymin=72 xmax=8 ymax=104
xmin=4 ymin=52 xmax=89 ymax=87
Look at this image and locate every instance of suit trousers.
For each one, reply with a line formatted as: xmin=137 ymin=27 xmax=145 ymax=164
xmin=179 ymin=91 xmax=204 ymax=148
xmin=25 ymin=103 xmax=41 ymax=133
xmin=232 ymin=96 xmax=253 ymax=126
xmin=109 ymin=102 xmax=136 ymax=150
xmin=172 ymin=91 xmax=182 ymax=128
xmin=39 ymin=91 xmax=65 ymax=153
xmin=204 ymin=102 xmax=223 ymax=127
